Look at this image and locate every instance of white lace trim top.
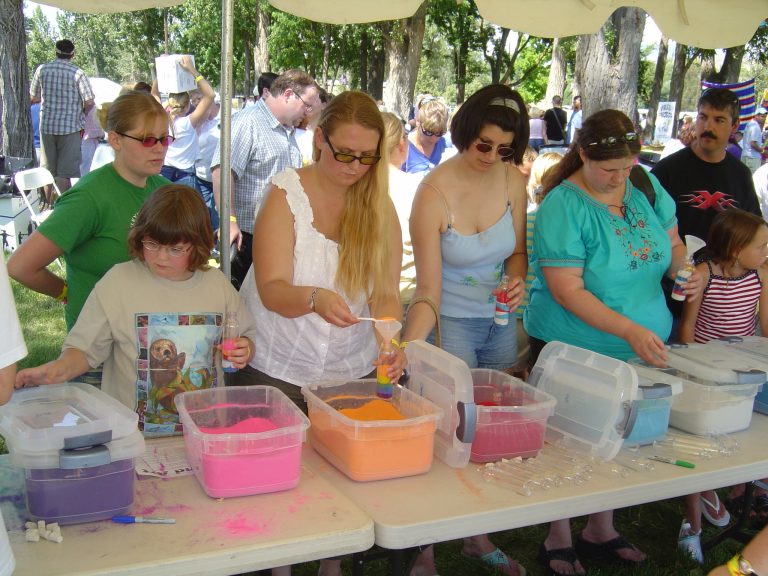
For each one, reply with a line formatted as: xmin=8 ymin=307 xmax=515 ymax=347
xmin=242 ymin=168 xmax=378 ymax=386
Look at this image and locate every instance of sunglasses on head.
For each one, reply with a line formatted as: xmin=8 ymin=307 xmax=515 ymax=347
xmin=117 ymin=132 xmax=175 ymax=147
xmin=323 ymin=132 xmax=381 ymax=166
xmin=586 ymin=132 xmax=639 ymax=148
xmin=420 ymin=125 xmax=445 ymax=138
xmin=474 ymin=141 xmax=515 ymax=158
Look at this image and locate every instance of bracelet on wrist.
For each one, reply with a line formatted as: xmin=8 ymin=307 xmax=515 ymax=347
xmin=55 ymin=282 xmax=68 ymax=303
xmin=229 ymin=215 xmax=237 ymax=223
xmin=308 ymin=287 xmax=318 ymax=311
xmin=194 ymin=75 xmax=204 ymax=83
xmin=391 ymin=339 xmax=408 ymax=350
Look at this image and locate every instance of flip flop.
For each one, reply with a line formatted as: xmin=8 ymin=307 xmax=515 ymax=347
xmin=461 ymin=547 xmax=527 ymax=576
xmin=575 ymin=534 xmax=645 ymax=565
xmin=537 ymin=544 xmax=585 ymax=576
xmin=701 ymin=491 xmax=731 ymax=527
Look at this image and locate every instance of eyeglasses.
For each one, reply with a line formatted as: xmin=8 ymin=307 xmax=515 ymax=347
xmin=293 ymin=91 xmax=313 ymax=113
xmin=420 ymin=125 xmax=445 ymax=138
xmin=117 ymin=132 xmax=175 ymax=147
xmin=586 ymin=132 xmax=639 ymax=148
xmin=474 ymin=141 xmax=515 ymax=158
xmin=141 ymin=239 xmax=191 ymax=258
xmin=323 ymin=132 xmax=381 ymax=165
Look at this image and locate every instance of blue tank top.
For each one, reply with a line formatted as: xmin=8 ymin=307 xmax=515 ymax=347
xmin=440 ymin=198 xmax=516 ymax=318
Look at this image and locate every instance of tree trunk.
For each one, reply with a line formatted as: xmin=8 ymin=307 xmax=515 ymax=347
xmin=359 ymin=29 xmax=369 ymax=93
xmin=576 ymin=8 xmax=643 ymax=119
xmin=369 ymin=42 xmax=385 ymax=101
xmin=321 ymin=24 xmax=331 ymax=87
xmin=456 ymin=38 xmax=468 ymax=103
xmin=486 ymin=27 xmax=509 ymax=85
xmin=383 ymin=2 xmax=426 ymax=120
xmin=701 ymin=46 xmax=744 ymax=84
xmin=645 ymin=36 xmax=668 ymax=142
xmin=243 ymin=37 xmax=253 ymax=96
xmin=0 ymin=0 xmax=33 ymax=158
xmin=545 ymin=37 xmax=566 ymax=105
xmin=253 ymin=1 xmax=270 ymax=77
xmin=669 ymin=43 xmax=688 ymax=126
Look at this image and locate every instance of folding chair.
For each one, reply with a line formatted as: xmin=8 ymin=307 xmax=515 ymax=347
xmin=13 ymin=167 xmax=62 ymax=229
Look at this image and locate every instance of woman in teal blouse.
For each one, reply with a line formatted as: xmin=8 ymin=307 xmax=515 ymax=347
xmin=523 ymin=109 xmax=701 ymax=575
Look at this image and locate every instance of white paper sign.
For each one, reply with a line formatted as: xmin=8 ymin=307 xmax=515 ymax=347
xmin=654 ymin=101 xmax=677 ymax=144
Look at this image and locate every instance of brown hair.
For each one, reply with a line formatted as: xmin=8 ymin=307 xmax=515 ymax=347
xmin=542 ymin=109 xmax=640 ymax=196
xmin=450 ymin=84 xmax=529 ymax=164
xmin=705 ymin=209 xmax=768 ymax=267
xmin=128 ymin=184 xmax=214 ymax=271
xmin=269 ymin=69 xmax=317 ymax=99
xmin=107 ymin=91 xmax=169 ymax=139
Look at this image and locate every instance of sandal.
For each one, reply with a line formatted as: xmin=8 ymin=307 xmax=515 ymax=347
xmin=575 ymin=534 xmax=645 ymax=564
xmin=537 ymin=544 xmax=585 ymax=576
xmin=701 ymin=491 xmax=731 ymax=527
xmin=461 ymin=547 xmax=526 ymax=576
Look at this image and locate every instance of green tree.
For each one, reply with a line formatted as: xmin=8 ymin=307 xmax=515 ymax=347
xmin=25 ymin=7 xmax=54 ymax=78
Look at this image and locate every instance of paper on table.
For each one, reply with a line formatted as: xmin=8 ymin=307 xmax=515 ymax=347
xmin=135 ymin=437 xmax=193 ymax=478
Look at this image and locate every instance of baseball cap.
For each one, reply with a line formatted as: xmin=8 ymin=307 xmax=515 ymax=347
xmin=55 ymin=39 xmax=75 ymax=57
xmin=757 ymin=107 xmax=767 ymax=115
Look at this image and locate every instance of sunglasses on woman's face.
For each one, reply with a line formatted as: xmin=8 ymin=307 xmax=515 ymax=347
xmin=587 ymin=132 xmax=639 ymax=148
xmin=474 ymin=141 xmax=515 ymax=158
xmin=116 ymin=132 xmax=176 ymax=147
xmin=323 ymin=132 xmax=381 ymax=165
xmin=420 ymin=125 xmax=445 ymax=138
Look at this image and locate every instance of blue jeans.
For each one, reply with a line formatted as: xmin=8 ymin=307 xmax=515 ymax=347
xmin=428 ymin=315 xmax=517 ymax=370
xmin=195 ymin=176 xmax=220 ymax=231
xmin=160 ymin=165 xmax=196 ymax=189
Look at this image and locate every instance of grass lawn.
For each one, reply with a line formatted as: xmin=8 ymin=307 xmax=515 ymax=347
xmin=4 ymin=274 xmax=752 ymax=575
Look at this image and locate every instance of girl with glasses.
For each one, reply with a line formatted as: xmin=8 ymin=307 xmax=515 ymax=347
xmin=523 ymin=109 xmax=702 ymax=575
xmin=16 ymin=184 xmax=256 ymax=438
xmin=402 ymin=84 xmax=529 ymax=576
xmin=404 ymin=99 xmax=450 ymax=175
xmin=8 ymin=91 xmax=172 ymax=334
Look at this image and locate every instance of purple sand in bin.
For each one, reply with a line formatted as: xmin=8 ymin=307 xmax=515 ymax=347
xmin=25 ymin=458 xmax=135 ymax=525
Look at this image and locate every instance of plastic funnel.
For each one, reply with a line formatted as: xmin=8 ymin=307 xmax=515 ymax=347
xmin=373 ymin=317 xmax=402 ymax=341
xmin=684 ymin=235 xmax=706 ymax=259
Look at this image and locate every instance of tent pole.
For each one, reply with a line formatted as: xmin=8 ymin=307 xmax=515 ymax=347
xmin=219 ymin=0 xmax=235 ymax=278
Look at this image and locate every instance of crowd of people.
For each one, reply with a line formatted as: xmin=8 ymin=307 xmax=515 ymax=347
xmin=4 ymin=37 xmax=768 ymax=576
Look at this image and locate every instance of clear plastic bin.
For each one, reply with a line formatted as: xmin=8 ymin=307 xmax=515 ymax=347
xmin=175 ymin=386 xmax=309 ymax=498
xmin=471 ymin=369 xmax=555 ymax=462
xmin=302 ymin=380 xmax=443 ymax=481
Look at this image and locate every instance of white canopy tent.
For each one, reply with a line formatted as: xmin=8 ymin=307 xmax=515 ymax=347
xmin=31 ymin=0 xmax=768 ymax=270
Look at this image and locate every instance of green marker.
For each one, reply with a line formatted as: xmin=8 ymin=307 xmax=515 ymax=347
xmin=649 ymin=455 xmax=695 ymax=469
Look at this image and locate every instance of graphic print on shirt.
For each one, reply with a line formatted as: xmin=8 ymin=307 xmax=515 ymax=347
xmin=135 ymin=312 xmax=222 ymax=436
xmin=680 ymin=190 xmax=740 ymax=211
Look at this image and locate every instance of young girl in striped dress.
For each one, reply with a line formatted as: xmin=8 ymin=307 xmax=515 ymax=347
xmin=677 ymin=208 xmax=768 ymax=564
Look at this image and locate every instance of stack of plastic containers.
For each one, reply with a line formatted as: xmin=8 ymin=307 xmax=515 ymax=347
xmin=470 ymin=369 xmax=556 ymax=462
xmin=0 ymin=383 xmax=145 ymax=525
xmin=175 ymin=385 xmax=309 ymax=498
xmin=529 ymin=342 xmax=677 ymax=459
xmin=708 ymin=336 xmax=768 ymax=414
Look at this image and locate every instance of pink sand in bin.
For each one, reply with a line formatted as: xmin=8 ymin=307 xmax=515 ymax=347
xmin=471 ymin=413 xmax=546 ymax=462
xmin=191 ymin=415 xmax=302 ymax=498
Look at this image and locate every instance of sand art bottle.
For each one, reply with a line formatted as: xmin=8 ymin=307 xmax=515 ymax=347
xmin=376 ymin=338 xmax=396 ymax=399
xmin=494 ymin=274 xmax=510 ymax=325
xmin=221 ymin=313 xmax=239 ymax=373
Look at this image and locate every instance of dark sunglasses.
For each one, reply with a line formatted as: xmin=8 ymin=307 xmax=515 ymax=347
xmin=420 ymin=125 xmax=445 ymax=138
xmin=116 ymin=132 xmax=175 ymax=147
xmin=587 ymin=132 xmax=639 ymax=148
xmin=323 ymin=132 xmax=381 ymax=166
xmin=475 ymin=141 xmax=515 ymax=158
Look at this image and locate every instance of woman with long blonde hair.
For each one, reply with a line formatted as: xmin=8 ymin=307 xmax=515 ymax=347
xmin=237 ymin=90 xmax=405 ymax=411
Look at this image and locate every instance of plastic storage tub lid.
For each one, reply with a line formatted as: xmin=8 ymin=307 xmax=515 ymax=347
xmin=0 ymin=382 xmax=140 ymax=453
xmin=710 ymin=336 xmax=768 ymax=368
xmin=404 ymin=340 xmax=476 ymax=468
xmin=666 ymin=343 xmax=767 ymax=385
xmin=528 ymin=341 xmax=646 ymax=460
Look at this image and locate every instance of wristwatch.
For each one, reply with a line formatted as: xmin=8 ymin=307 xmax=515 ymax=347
xmin=728 ymin=554 xmax=758 ymax=575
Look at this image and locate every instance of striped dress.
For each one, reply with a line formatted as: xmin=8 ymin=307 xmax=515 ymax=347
xmin=694 ymin=261 xmax=762 ymax=343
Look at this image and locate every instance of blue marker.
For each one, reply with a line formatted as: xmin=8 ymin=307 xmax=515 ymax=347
xmin=112 ymin=515 xmax=176 ymax=524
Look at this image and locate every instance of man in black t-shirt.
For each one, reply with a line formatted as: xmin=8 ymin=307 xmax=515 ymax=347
xmin=543 ymin=95 xmax=568 ymax=145
xmin=652 ymin=87 xmax=760 ymax=243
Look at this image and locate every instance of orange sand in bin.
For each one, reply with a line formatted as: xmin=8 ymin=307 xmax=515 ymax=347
xmin=340 ymin=399 xmax=405 ymax=421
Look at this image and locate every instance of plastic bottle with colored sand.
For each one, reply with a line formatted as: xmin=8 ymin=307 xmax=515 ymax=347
xmin=221 ymin=313 xmax=240 ymax=373
xmin=373 ymin=317 xmax=402 ymax=399
xmin=493 ymin=274 xmax=510 ymax=325
xmin=671 ymin=235 xmax=705 ymax=301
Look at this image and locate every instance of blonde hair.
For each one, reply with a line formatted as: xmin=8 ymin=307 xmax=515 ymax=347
xmin=418 ymin=100 xmax=448 ymax=134
xmin=314 ymin=91 xmax=394 ymax=302
xmin=528 ymin=151 xmax=563 ymax=205
xmin=107 ymin=91 xmax=169 ymax=138
xmin=167 ymin=92 xmax=190 ymax=120
xmin=382 ymin=112 xmax=406 ymax=155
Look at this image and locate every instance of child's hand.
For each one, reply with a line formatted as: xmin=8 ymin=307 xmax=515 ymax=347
xmin=15 ymin=363 xmax=58 ymax=389
xmin=372 ymin=346 xmax=408 ymax=383
xmin=220 ymin=337 xmax=253 ymax=369
xmin=682 ymin=268 xmax=704 ymax=302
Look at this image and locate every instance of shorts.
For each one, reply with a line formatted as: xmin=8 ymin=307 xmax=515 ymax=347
xmin=40 ymin=132 xmax=82 ymax=179
xmin=428 ymin=314 xmax=517 ymax=370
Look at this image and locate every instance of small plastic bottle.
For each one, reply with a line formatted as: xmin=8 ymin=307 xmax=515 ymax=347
xmin=494 ymin=274 xmax=510 ymax=326
xmin=376 ymin=338 xmax=396 ymax=399
xmin=671 ymin=257 xmax=694 ymax=301
xmin=221 ymin=313 xmax=240 ymax=373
